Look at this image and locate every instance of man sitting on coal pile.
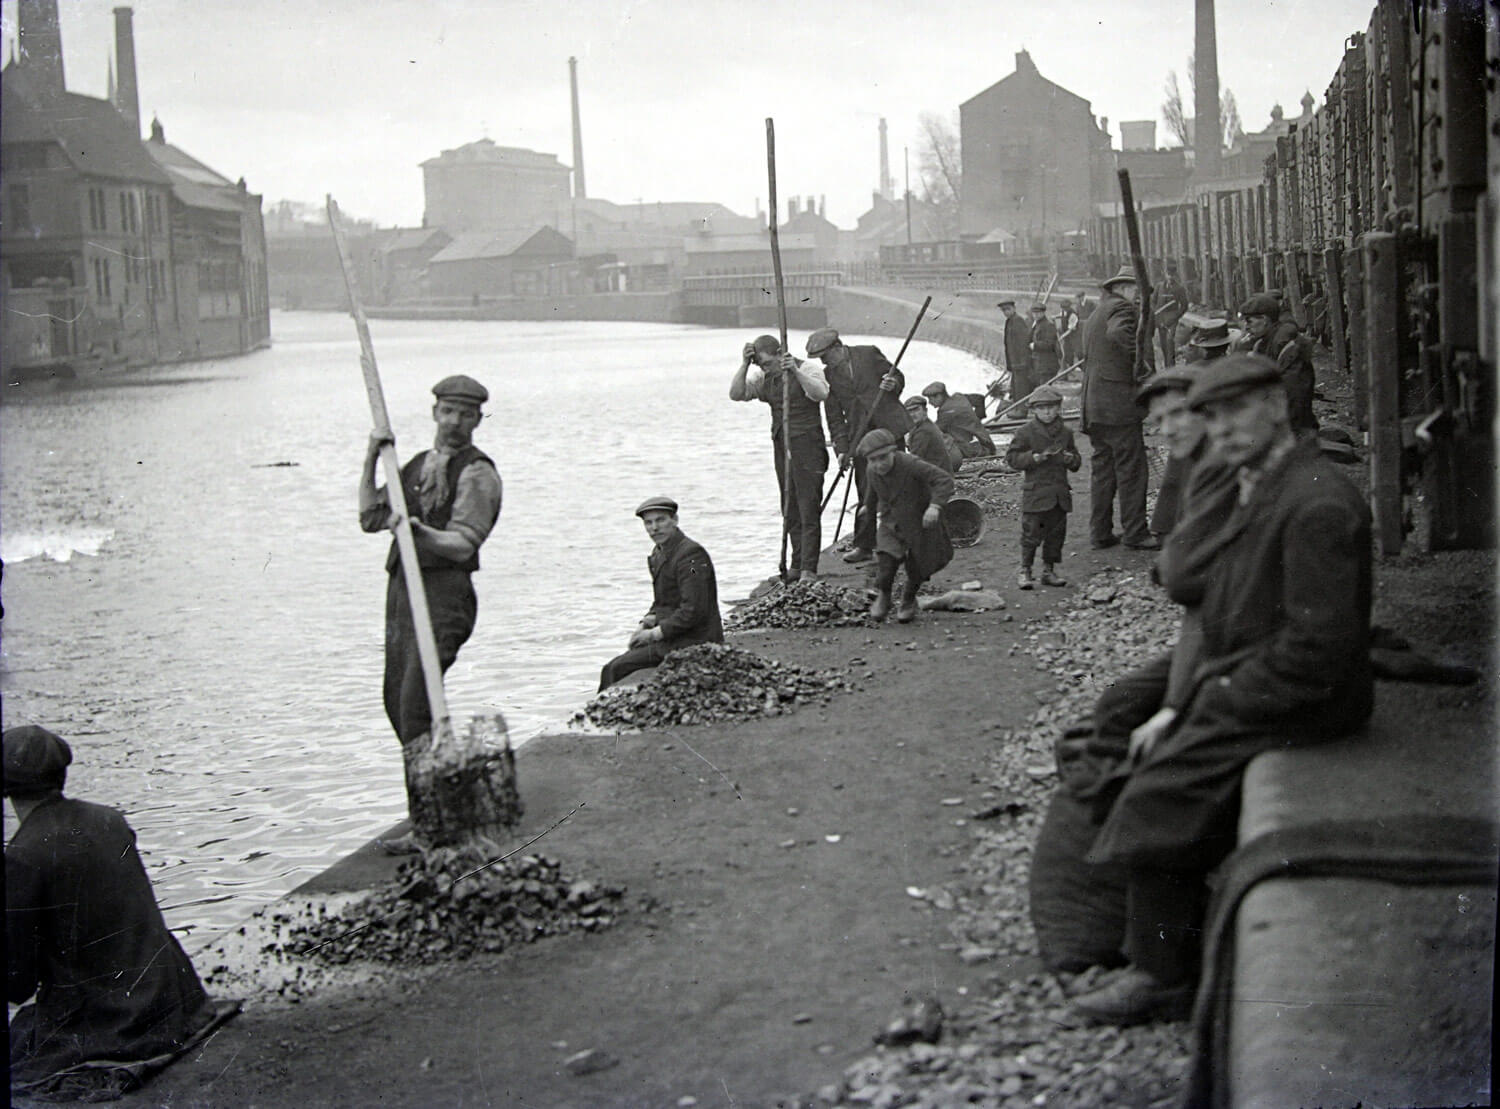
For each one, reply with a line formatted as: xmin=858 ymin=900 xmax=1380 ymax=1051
xmin=921 ymin=380 xmax=994 ymax=467
xmin=6 ymin=726 xmax=239 ymax=1102
xmin=903 ymin=394 xmax=956 ymax=473
xmin=599 ymin=496 xmax=723 ymax=690
xmin=1068 ymin=354 xmax=1372 ymax=1025
xmin=855 ymin=428 xmax=955 ymax=624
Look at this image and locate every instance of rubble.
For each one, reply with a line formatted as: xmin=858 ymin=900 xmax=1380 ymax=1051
xmin=273 ymin=848 xmax=625 ymax=966
xmin=726 ymin=579 xmax=873 ymax=630
xmin=578 ymin=643 xmax=857 ymax=730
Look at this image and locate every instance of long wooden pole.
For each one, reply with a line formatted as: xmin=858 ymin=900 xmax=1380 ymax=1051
xmin=986 ymin=358 xmax=1084 ymax=425
xmin=766 ymin=119 xmax=795 ymax=580
xmin=1117 ymin=169 xmax=1155 ymax=378
xmin=327 ymin=196 xmax=453 ymax=749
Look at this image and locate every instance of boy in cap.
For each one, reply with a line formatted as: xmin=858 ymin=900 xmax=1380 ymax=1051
xmin=5 ymin=726 xmax=237 ymax=1099
xmin=805 ymin=327 xmax=911 ymax=564
xmin=903 ymin=394 xmax=955 ymax=472
xmin=1005 ymin=385 xmax=1081 ymax=588
xmin=1238 ymin=292 xmax=1318 ymax=433
xmin=730 ymin=334 xmax=831 ymax=581
xmin=359 ymin=374 xmax=503 ymax=797
xmin=599 ymin=496 xmax=723 ymax=689
xmin=922 ymin=380 xmax=995 ymax=464
xmin=1183 ymin=318 xmax=1239 ymax=364
xmin=855 ymin=428 xmax=955 ymax=623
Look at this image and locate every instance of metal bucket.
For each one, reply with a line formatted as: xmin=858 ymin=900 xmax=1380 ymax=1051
xmin=943 ymin=497 xmax=985 ymax=548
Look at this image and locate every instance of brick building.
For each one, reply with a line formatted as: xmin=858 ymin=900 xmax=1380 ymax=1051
xmin=421 ymin=140 xmax=572 ymax=233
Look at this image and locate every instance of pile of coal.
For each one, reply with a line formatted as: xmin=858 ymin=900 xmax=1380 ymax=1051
xmin=581 ymin=643 xmax=856 ymax=729
xmin=954 ymin=471 xmax=1021 ymax=517
xmin=280 ymin=848 xmax=624 ymax=966
xmin=726 ymin=579 xmax=872 ymax=630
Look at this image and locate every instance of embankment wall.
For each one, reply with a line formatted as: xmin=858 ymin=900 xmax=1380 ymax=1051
xmin=366 ymin=292 xmax=684 ymax=323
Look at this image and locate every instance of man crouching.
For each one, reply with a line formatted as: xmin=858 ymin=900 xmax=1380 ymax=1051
xmin=856 ymin=428 xmax=955 ymax=624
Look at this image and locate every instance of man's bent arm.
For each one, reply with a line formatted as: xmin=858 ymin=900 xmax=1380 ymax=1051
xmin=655 ymin=552 xmax=716 ymax=640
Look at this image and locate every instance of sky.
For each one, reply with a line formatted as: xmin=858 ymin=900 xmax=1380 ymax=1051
xmin=2 ymin=0 xmax=1379 ymax=229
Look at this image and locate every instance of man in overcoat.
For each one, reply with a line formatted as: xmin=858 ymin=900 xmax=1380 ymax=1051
xmin=1071 ymin=355 xmax=1372 ymax=1025
xmin=1000 ymin=299 xmax=1035 ymax=409
xmin=1080 ymin=265 xmax=1157 ymax=550
xmin=855 ymin=428 xmax=955 ymax=624
xmin=922 ymin=380 xmax=995 ymax=464
xmin=807 ymin=327 xmax=912 ymax=565
xmin=1029 ymin=303 xmax=1062 ymax=380
xmin=599 ymin=496 xmax=723 ymax=690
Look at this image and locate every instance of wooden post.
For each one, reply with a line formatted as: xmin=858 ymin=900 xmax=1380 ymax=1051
xmin=1324 ymin=244 xmax=1349 ymax=377
xmin=1284 ymin=249 xmax=1308 ymax=327
xmin=1364 ymin=231 xmax=1403 ymax=554
xmin=1344 ymin=243 xmax=1367 ymax=430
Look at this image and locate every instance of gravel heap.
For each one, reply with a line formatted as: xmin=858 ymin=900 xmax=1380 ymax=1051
xmin=803 ymin=569 xmax=1192 ymax=1107
xmin=580 ymin=643 xmax=857 ymax=730
xmin=726 ymin=579 xmax=873 ymax=630
xmin=276 ymin=848 xmax=624 ymax=966
xmin=954 ymin=470 xmax=1022 ymax=517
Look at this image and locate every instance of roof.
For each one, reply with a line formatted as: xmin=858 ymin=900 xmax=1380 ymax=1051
xmin=960 ymin=50 xmax=1090 ymax=113
xmin=421 ymin=139 xmax=569 ymax=172
xmin=374 ymin=228 xmax=451 ymax=255
xmin=428 ymin=226 xmax=573 ymax=264
xmin=144 ymin=138 xmax=246 ymax=212
xmin=1 ymin=69 xmax=171 ymax=185
xmin=572 ymin=197 xmax=761 ymax=234
xmin=684 ymin=233 xmax=816 ymax=255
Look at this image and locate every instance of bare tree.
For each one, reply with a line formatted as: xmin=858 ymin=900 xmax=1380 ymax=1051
xmin=1220 ymin=88 xmax=1243 ymax=149
xmin=915 ymin=110 xmax=962 ymax=239
xmin=1161 ymin=57 xmax=1244 ymax=152
xmin=1163 ymin=71 xmax=1191 ymax=147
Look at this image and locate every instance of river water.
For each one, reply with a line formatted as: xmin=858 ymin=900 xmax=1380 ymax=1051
xmin=0 ymin=311 xmax=995 ymax=945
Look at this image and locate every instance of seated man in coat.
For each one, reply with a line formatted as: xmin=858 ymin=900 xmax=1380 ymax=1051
xmin=855 ymin=428 xmax=955 ymax=625
xmin=6 ymin=726 xmax=239 ymax=1102
xmin=599 ymin=496 xmax=723 ymax=690
xmin=922 ymin=380 xmax=995 ymax=465
xmin=903 ymin=394 xmax=955 ymax=473
xmin=1070 ymin=355 xmax=1372 ymax=1026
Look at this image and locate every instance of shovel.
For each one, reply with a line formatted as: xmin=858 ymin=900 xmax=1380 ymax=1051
xmin=326 ymin=196 xmax=521 ymax=849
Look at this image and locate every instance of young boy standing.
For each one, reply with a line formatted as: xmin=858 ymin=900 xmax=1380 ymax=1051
xmin=1005 ymin=386 xmax=1081 ymax=589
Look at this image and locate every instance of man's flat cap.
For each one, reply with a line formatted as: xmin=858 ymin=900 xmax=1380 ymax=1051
xmin=1239 ymin=293 xmax=1282 ymax=319
xmin=751 ymin=334 xmax=781 ymax=356
xmin=1186 ymin=353 xmax=1282 ymax=410
xmin=1189 ymin=320 xmax=1236 ymax=348
xmin=432 ymin=374 xmax=489 ymax=404
xmin=805 ymin=328 xmax=841 ymax=356
xmin=635 ymin=496 xmax=679 ymax=517
xmin=1101 ymin=265 xmax=1138 ymax=289
xmin=1030 ymin=385 xmax=1064 ymax=405
xmin=903 ymin=395 xmax=929 ymax=410
xmin=3 ymin=725 xmax=72 ymax=796
xmin=996 ymin=299 xmax=1016 ymax=308
xmin=1135 ymin=369 xmax=1197 ymax=407
xmin=920 ymin=381 xmax=948 ymax=398
xmin=1030 ymin=303 xmax=1047 ymax=312
xmin=855 ymin=428 xmax=898 ymax=457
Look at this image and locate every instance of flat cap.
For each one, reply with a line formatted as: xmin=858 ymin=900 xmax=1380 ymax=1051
xmin=1030 ymin=385 xmax=1063 ymax=405
xmin=1135 ymin=369 xmax=1197 ymax=407
xmin=634 ymin=495 xmax=679 ymax=517
xmin=1186 ymin=353 xmax=1282 ymax=411
xmin=432 ymin=374 xmax=488 ymax=405
xmin=903 ymin=395 xmax=928 ymax=410
xmin=1101 ymin=265 xmax=1138 ymax=289
xmin=1239 ymin=292 xmax=1281 ymax=319
xmin=920 ymin=381 xmax=948 ymax=398
xmin=805 ymin=327 xmax=841 ymax=356
xmin=996 ymin=299 xmax=1016 ymax=309
xmin=1030 ymin=303 xmax=1047 ymax=312
xmin=3 ymin=725 xmax=72 ymax=796
xmin=1189 ymin=320 xmax=1236 ymax=348
xmin=855 ymin=428 xmax=898 ymax=458
xmin=750 ymin=334 xmax=781 ymax=356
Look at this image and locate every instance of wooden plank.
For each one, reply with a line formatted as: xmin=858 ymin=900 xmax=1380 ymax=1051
xmin=1285 ymin=249 xmax=1308 ymax=327
xmin=1344 ymin=240 xmax=1368 ymax=430
xmin=1324 ymin=245 xmax=1349 ymax=375
xmin=1364 ymin=231 xmax=1404 ymax=554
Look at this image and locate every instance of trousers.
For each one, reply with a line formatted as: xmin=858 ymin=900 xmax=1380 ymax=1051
xmin=383 ymin=569 xmax=477 ymax=744
xmin=1021 ymin=506 xmax=1068 ymax=565
xmin=599 ymin=640 xmax=672 ymax=691
xmin=774 ymin=434 xmax=827 ymax=574
xmin=1087 ymin=422 xmax=1150 ymax=545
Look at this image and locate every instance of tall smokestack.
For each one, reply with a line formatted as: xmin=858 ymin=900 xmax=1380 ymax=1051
xmin=568 ymin=56 xmax=586 ymax=199
xmin=1193 ymin=0 xmax=1221 ymax=179
xmin=114 ymin=7 xmax=141 ymax=137
xmin=879 ymin=117 xmax=892 ymax=201
xmin=17 ymin=0 xmax=66 ymax=100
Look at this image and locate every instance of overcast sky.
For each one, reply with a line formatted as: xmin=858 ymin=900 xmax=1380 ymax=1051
xmin=3 ymin=0 xmax=1377 ymax=228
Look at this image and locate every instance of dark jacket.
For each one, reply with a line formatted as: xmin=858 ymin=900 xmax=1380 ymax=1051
xmin=1030 ymin=315 xmax=1062 ymax=375
xmin=7 ymin=797 xmax=217 ymax=1083
xmin=1249 ymin=318 xmax=1319 ymax=433
xmin=1003 ymin=314 xmax=1032 ymax=377
xmin=935 ymin=394 xmax=995 ymax=458
xmin=1081 ymin=289 xmax=1145 ymax=426
xmin=824 ymin=345 xmax=911 ymax=456
xmin=906 ymin=418 xmax=955 ymax=473
xmin=864 ymin=452 xmax=955 ymax=580
xmin=1006 ymin=417 xmax=1082 ymax=512
xmin=646 ymin=531 xmax=723 ymax=647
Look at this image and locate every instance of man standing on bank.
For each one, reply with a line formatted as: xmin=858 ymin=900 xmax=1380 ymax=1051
xmin=359 ymin=374 xmax=503 ymax=745
xmin=1081 ymin=265 xmax=1158 ymax=550
xmin=1029 ymin=302 xmax=1063 ymax=382
xmin=599 ymin=496 xmax=723 ymax=690
xmin=1000 ymin=299 xmax=1035 ymax=411
xmin=806 ymin=327 xmax=912 ymax=565
xmin=730 ymin=334 xmax=831 ymax=581
xmin=855 ymin=429 xmax=955 ymax=624
xmin=1071 ymin=354 xmax=1372 ymax=1025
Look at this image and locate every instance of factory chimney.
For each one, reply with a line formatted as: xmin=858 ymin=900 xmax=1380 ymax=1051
xmin=16 ymin=0 xmax=66 ymax=100
xmin=1193 ymin=0 xmax=1222 ymax=179
xmin=569 ymin=56 xmax=587 ymax=199
xmin=114 ymin=7 xmax=141 ymax=136
xmin=879 ymin=117 xmax=892 ymax=202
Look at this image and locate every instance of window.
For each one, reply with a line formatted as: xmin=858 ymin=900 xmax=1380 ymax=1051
xmin=7 ymin=184 xmax=31 ymax=230
xmin=119 ymin=193 xmax=128 ymax=230
xmin=87 ymin=188 xmax=107 ymax=231
xmin=128 ymin=193 xmax=139 ymax=234
xmin=92 ymin=257 xmax=112 ymax=303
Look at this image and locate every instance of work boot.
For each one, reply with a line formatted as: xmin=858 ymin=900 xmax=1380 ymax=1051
xmin=842 ymin=547 xmax=874 ymax=564
xmin=895 ymin=581 xmax=921 ymax=623
xmin=1123 ymin=535 xmax=1162 ymax=551
xmin=1040 ymin=565 xmax=1068 ymax=587
xmin=799 ymin=570 xmax=820 ymax=583
xmin=1069 ymin=965 xmax=1194 ymax=1027
xmin=1018 ymin=566 xmax=1035 ymax=590
xmin=868 ymin=590 xmax=891 ymax=621
xmin=1091 ymin=533 xmax=1121 ymax=550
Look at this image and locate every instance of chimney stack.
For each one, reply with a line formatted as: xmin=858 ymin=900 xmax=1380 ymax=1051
xmin=1193 ymin=0 xmax=1222 ymax=179
xmin=568 ymin=56 xmax=586 ymax=199
xmin=879 ymin=118 xmax=892 ymax=201
xmin=114 ymin=7 xmax=141 ymax=137
xmin=17 ymin=0 xmax=66 ymax=100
